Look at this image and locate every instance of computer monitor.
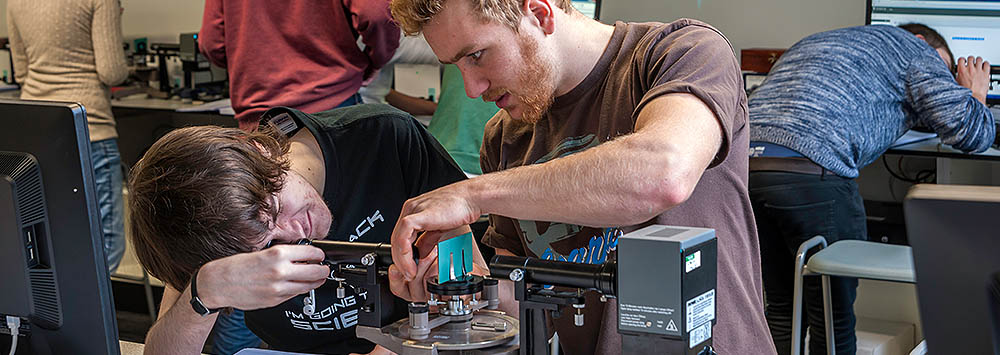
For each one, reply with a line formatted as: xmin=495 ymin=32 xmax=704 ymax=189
xmin=868 ymin=0 xmax=1000 ymax=104
xmin=0 ymin=99 xmax=119 ymax=354
xmin=904 ymin=184 xmax=1000 ymax=354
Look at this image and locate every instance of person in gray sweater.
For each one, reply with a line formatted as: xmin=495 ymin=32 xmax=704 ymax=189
xmin=7 ymin=0 xmax=129 ymax=273
xmin=748 ymin=23 xmax=995 ymax=355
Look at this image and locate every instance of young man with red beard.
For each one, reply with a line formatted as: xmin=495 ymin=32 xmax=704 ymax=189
xmin=385 ymin=0 xmax=777 ymax=353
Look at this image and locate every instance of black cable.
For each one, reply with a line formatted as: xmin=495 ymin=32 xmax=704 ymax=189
xmin=882 ymin=155 xmax=920 ymax=183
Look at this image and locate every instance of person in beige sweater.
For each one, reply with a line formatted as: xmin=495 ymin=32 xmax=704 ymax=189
xmin=7 ymin=0 xmax=129 ymax=273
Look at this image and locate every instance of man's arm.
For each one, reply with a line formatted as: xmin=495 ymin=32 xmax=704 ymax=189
xmin=143 ymin=285 xmax=219 ymax=355
xmin=392 ymin=92 xmax=723 ymax=279
xmin=343 ymin=0 xmax=400 ymax=80
xmin=464 ymin=93 xmax=721 ymax=225
xmin=143 ymin=245 xmax=329 ymax=354
xmin=910 ymin=55 xmax=995 ymax=153
xmin=386 ymin=89 xmax=438 ymax=116
xmin=198 ymin=0 xmax=227 ymax=69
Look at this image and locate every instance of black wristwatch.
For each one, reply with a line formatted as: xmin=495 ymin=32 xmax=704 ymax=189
xmin=189 ymin=267 xmax=221 ymax=316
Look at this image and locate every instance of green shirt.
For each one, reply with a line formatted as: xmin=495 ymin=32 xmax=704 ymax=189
xmin=427 ymin=65 xmax=499 ymax=175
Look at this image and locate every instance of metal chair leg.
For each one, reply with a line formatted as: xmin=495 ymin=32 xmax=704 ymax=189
xmin=141 ymin=267 xmax=157 ymax=322
xmin=823 ymin=274 xmax=835 ymax=355
xmin=792 ymin=236 xmax=828 ymax=355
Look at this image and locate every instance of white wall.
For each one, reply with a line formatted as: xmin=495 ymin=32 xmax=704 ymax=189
xmin=1 ymin=0 xmax=204 ymax=44
xmin=600 ymin=0 xmax=868 ymax=56
xmin=2 ymin=0 xmax=867 ymax=54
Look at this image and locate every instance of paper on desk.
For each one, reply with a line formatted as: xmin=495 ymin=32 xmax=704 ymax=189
xmin=890 ymin=130 xmax=937 ymax=148
xmin=176 ymin=98 xmax=232 ymax=113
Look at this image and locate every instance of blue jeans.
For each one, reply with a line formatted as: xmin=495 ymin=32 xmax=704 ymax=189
xmin=750 ymin=171 xmax=865 ymax=355
xmin=210 ymin=309 xmax=262 ymax=355
xmin=211 ymin=93 xmax=361 ymax=354
xmin=91 ymin=139 xmax=125 ymax=274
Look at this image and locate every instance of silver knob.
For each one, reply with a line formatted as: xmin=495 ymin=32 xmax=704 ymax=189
xmin=509 ymin=268 xmax=524 ymax=282
xmin=303 ymin=289 xmax=317 ymax=316
xmin=361 ymin=252 xmax=376 ymax=266
xmin=573 ymin=303 xmax=585 ymax=327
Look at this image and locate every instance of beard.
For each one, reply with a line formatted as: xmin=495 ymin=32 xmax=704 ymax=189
xmin=483 ymin=33 xmax=557 ymax=125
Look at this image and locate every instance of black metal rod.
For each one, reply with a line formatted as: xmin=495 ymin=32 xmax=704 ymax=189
xmin=309 ymin=240 xmax=421 ymax=266
xmin=489 ymin=255 xmax=616 ymax=296
xmin=310 ymin=240 xmax=393 ymax=265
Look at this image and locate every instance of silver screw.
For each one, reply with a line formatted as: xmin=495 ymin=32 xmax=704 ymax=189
xmin=303 ymin=289 xmax=317 ymax=316
xmin=599 ymin=294 xmax=608 ymax=303
xmin=573 ymin=303 xmax=585 ymax=327
xmin=509 ymin=268 xmax=524 ymax=282
xmin=361 ymin=253 xmax=376 ymax=266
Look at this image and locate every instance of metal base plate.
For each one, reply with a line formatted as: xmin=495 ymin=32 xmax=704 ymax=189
xmin=358 ymin=310 xmax=519 ymax=355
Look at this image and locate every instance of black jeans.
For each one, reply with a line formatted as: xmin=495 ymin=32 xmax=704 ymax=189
xmin=749 ymin=171 xmax=867 ymax=355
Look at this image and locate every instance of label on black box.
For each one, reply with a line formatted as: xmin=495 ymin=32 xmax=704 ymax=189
xmin=620 ymin=303 xmax=677 ymax=335
xmin=685 ymin=289 xmax=715 ymax=332
xmin=689 ymin=321 xmax=711 ymax=348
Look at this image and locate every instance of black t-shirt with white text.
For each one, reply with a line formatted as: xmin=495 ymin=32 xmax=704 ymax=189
xmin=244 ymin=104 xmax=467 ymax=354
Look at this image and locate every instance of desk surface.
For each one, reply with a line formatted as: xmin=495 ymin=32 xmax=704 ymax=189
xmin=0 ymin=88 xmax=232 ymax=114
xmin=886 ymin=138 xmax=1000 ymax=161
xmin=114 ymin=96 xmax=207 ymax=111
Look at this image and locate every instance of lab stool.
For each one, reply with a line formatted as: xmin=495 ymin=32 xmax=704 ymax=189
xmin=791 ymin=236 xmax=915 ymax=355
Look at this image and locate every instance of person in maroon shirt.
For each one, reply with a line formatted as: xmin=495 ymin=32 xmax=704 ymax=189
xmin=199 ymin=0 xmax=400 ymax=131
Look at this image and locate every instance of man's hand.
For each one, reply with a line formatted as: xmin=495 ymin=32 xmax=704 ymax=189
xmin=390 ymin=183 xmax=481 ymax=281
xmin=956 ymin=55 xmax=991 ymax=104
xmin=388 ymin=247 xmax=439 ymax=302
xmin=388 ymin=234 xmax=490 ymax=302
xmin=196 ymin=245 xmax=329 ymax=310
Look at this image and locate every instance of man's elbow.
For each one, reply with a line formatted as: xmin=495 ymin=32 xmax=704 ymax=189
xmin=627 ymin=180 xmax=692 ymax=223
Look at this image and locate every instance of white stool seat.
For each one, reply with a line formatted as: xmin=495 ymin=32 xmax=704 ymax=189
xmin=791 ymin=236 xmax=916 ymax=355
xmin=806 ymin=240 xmax=915 ymax=283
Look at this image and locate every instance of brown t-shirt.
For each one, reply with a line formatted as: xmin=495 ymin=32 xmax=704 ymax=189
xmin=480 ymin=20 xmax=775 ymax=354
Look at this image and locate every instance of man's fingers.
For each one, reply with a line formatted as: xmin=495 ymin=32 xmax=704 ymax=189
xmin=286 ymin=263 xmax=332 ymax=282
xmin=408 ymin=260 xmax=434 ymax=301
xmin=416 ymin=248 xmax=438 ymax=279
xmin=415 ymin=231 xmax=444 ymax=258
xmin=391 ymin=217 xmax=420 ymax=281
xmin=983 ymin=60 xmax=991 ymax=70
xmin=388 ymin=265 xmax=413 ymax=301
xmin=404 ymin=250 xmax=438 ymax=302
xmin=268 ymin=244 xmax=325 ymax=262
